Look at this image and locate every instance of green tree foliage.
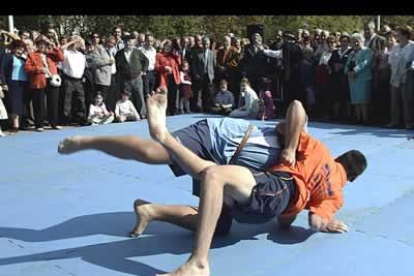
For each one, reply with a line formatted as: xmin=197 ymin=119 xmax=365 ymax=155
xmin=10 ymin=15 xmax=414 ymax=42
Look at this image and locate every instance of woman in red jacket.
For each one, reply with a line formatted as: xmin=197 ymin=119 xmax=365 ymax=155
xmin=25 ymin=35 xmax=64 ymax=131
xmin=155 ymin=40 xmax=181 ymax=115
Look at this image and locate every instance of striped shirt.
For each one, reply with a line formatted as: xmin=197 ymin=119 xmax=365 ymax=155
xmin=215 ymin=90 xmax=235 ymax=106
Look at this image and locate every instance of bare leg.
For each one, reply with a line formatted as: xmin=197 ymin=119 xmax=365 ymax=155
xmin=130 ymin=196 xmax=234 ymax=237
xmin=129 ymin=199 xmax=200 ymax=237
xmin=155 ymin=165 xmax=256 ymax=276
xmin=147 ymin=93 xmax=215 ymax=178
xmin=10 ymin=114 xmax=19 ymax=129
xmin=146 ymin=93 xmax=256 ymax=276
xmin=58 ymin=135 xmax=171 ymax=164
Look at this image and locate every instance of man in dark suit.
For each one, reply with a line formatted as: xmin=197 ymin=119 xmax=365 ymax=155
xmin=179 ymin=36 xmax=192 ymax=62
xmin=115 ymin=35 xmax=149 ymax=118
xmin=190 ymin=36 xmax=216 ymax=112
xmin=240 ymin=33 xmax=269 ymax=92
xmin=280 ymin=32 xmax=303 ymax=111
xmin=263 ymin=31 xmax=303 ymax=112
xmin=189 ymin=35 xmax=203 ymax=112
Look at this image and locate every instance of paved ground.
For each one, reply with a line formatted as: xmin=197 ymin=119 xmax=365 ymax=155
xmin=0 ymin=114 xmax=413 ymax=276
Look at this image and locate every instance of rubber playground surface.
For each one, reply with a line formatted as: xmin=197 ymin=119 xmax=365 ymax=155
xmin=0 ymin=114 xmax=413 ymax=276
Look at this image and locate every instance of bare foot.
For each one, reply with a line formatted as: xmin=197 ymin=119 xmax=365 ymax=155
xmin=147 ymin=93 xmax=168 ymax=143
xmin=129 ymin=199 xmax=152 ymax=238
xmin=156 ymin=259 xmax=210 ymax=276
xmin=58 ymin=136 xmax=84 ymax=154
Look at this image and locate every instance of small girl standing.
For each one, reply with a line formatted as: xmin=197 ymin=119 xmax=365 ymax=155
xmin=257 ymin=77 xmax=275 ymax=120
xmin=179 ymin=60 xmax=193 ymax=114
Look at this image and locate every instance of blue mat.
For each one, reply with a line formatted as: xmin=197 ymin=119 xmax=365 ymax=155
xmin=0 ymin=114 xmax=413 ymax=276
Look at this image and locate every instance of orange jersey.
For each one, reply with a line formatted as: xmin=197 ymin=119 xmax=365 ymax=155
xmin=270 ymin=132 xmax=347 ymax=222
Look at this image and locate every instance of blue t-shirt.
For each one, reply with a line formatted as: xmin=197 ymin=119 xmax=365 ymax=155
xmin=207 ymin=118 xmax=281 ymax=170
xmin=12 ymin=56 xmax=28 ymax=82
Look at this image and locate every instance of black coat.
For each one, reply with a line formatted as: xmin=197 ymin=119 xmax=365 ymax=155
xmin=180 ymin=48 xmax=192 ymax=63
xmin=281 ymin=42 xmax=303 ymax=82
xmin=115 ymin=48 xmax=149 ymax=81
xmin=240 ymin=45 xmax=268 ymax=80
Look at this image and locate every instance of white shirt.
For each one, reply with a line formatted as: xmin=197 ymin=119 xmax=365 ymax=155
xmin=138 ymin=46 xmax=156 ymax=71
xmin=115 ymin=99 xmax=139 ymax=118
xmin=62 ymin=49 xmax=86 ymax=79
xmin=388 ymin=41 xmax=414 ymax=87
xmin=40 ymin=54 xmax=50 ymax=78
xmin=124 ymin=49 xmax=132 ymax=64
xmin=319 ymin=50 xmax=332 ymax=65
xmin=89 ymin=103 xmax=109 ymax=118
xmin=180 ymin=71 xmax=192 ymax=85
xmin=240 ymin=87 xmax=259 ymax=113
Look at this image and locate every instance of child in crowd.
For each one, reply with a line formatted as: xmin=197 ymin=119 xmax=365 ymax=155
xmin=211 ymin=79 xmax=235 ymax=115
xmin=257 ymin=77 xmax=275 ymax=120
xmin=179 ymin=60 xmax=192 ymax=114
xmin=0 ymin=85 xmax=8 ymax=137
xmin=87 ymin=92 xmax=114 ymax=125
xmin=115 ymin=90 xmax=140 ymax=122
xmin=230 ymin=77 xmax=260 ymax=119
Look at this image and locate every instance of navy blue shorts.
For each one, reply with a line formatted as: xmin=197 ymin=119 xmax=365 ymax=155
xmin=168 ymin=120 xmax=295 ymax=230
xmin=231 ymin=170 xmax=296 ymax=224
xmin=169 ymin=119 xmax=218 ymax=178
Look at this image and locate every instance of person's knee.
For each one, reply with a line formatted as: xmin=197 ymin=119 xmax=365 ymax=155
xmin=200 ymin=166 xmax=223 ymax=188
xmin=133 ymin=198 xmax=142 ymax=209
xmin=290 ymin=100 xmax=304 ymax=111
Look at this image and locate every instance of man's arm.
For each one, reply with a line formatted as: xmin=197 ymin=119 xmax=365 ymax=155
xmin=91 ymin=46 xmax=112 ymax=69
xmin=278 ymin=214 xmax=297 ymax=229
xmin=277 ymin=100 xmax=307 ymax=166
xmin=60 ymin=36 xmax=80 ymax=51
xmin=139 ymin=50 xmax=149 ymax=73
xmin=308 ymin=212 xmax=348 ymax=233
xmin=130 ymin=101 xmax=140 ymax=119
xmin=263 ymin=49 xmax=283 ymax=59
xmin=221 ymin=104 xmax=233 ymax=109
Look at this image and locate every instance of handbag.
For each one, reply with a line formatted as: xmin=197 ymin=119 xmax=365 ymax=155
xmin=49 ymin=74 xmax=62 ymax=87
xmin=42 ymin=55 xmax=61 ymax=87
